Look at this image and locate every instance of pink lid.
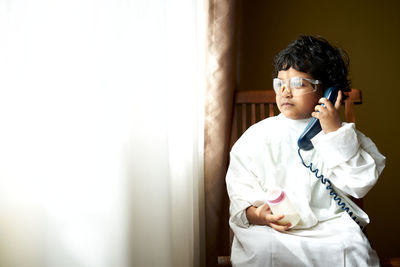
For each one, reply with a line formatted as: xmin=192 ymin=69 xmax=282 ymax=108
xmin=266 ymin=188 xmax=285 ymax=204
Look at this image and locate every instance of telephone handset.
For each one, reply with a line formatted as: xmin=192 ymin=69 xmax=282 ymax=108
xmin=296 ymin=87 xmax=365 ymax=229
xmin=297 ymin=86 xmax=340 ymax=151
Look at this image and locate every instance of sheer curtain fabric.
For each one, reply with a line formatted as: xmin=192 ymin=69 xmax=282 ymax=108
xmin=0 ymin=1 xmax=204 ymax=267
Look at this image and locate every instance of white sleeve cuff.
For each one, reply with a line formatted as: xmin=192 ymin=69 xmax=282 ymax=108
xmin=230 ymin=199 xmax=251 ymax=228
xmin=311 ymin=123 xmax=360 ymax=168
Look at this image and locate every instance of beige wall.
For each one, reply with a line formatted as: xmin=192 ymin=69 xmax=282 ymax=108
xmin=237 ymin=0 xmax=400 ymax=260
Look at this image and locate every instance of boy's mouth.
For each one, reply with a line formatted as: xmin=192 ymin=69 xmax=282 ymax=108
xmin=281 ymin=102 xmax=294 ymax=107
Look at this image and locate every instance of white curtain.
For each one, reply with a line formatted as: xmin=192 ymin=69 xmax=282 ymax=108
xmin=0 ymin=1 xmax=204 ymax=267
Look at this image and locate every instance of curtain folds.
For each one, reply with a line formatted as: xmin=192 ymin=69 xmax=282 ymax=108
xmin=204 ymin=0 xmax=238 ymax=266
xmin=0 ymin=1 xmax=204 ymax=267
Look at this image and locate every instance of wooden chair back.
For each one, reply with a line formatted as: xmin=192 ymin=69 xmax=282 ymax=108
xmin=230 ymin=88 xmax=362 ymax=149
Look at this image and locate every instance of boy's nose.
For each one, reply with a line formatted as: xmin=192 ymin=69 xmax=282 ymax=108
xmin=281 ymin=84 xmax=292 ymax=96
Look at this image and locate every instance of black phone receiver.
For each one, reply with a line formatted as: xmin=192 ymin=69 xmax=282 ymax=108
xmin=297 ymin=87 xmax=340 ymax=151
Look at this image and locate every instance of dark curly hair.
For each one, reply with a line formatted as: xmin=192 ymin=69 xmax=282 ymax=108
xmin=273 ymin=35 xmax=351 ymax=92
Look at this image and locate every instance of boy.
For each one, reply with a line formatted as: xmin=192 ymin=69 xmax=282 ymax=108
xmin=226 ymin=36 xmax=385 ymax=266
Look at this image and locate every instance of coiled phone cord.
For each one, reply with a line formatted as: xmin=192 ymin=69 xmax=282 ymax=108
xmin=297 ymin=148 xmax=364 ymax=229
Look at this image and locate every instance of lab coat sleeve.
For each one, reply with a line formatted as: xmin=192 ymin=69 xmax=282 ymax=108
xmin=311 ymin=123 xmax=386 ymax=198
xmin=226 ymin=130 xmax=269 ymax=228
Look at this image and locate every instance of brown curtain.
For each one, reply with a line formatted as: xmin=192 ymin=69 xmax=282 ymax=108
xmin=204 ymin=0 xmax=238 ymax=266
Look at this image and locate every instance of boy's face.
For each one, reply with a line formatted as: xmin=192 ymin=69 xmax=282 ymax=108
xmin=276 ymin=67 xmax=321 ymax=120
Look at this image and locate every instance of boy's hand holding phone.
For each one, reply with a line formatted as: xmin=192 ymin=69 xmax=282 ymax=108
xmin=312 ymin=90 xmax=343 ymax=133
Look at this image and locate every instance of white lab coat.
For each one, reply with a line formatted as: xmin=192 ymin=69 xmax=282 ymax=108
xmin=226 ymin=114 xmax=386 ymax=267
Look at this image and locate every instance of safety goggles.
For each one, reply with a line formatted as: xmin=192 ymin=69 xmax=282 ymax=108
xmin=273 ymin=77 xmax=321 ymax=96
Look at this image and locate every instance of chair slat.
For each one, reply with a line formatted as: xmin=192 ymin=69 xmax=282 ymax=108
xmin=230 ymin=105 xmax=238 ymax=149
xmin=345 ymin=101 xmax=355 ymax=123
xmin=241 ymin=103 xmax=246 ymax=135
xmin=251 ymin=104 xmax=256 ymax=125
xmin=260 ymin=104 xmax=265 ymax=119
xmin=269 ymin=103 xmax=274 ymax=117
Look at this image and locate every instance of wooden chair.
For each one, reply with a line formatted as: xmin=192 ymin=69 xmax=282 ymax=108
xmin=218 ymin=88 xmax=362 ymax=267
xmin=229 ymin=89 xmax=361 ymax=150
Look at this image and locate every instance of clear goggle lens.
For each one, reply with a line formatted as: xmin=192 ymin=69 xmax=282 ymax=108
xmin=273 ymin=77 xmax=320 ymax=96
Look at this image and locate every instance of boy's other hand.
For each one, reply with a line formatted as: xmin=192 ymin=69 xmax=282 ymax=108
xmin=311 ymin=90 xmax=343 ymax=133
xmin=246 ymin=204 xmax=292 ymax=232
